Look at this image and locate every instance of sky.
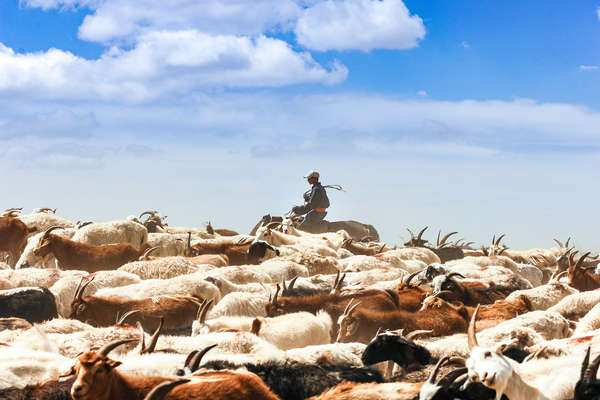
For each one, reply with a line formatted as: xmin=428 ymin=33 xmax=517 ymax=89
xmin=0 ymin=0 xmax=599 ymax=250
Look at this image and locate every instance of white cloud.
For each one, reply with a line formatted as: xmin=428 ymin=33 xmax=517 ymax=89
xmin=460 ymin=41 xmax=470 ymax=49
xmin=417 ymin=90 xmax=427 ymax=97
xmin=579 ymin=65 xmax=599 ymax=71
xmin=597 ymin=6 xmax=600 ymax=20
xmin=0 ymin=34 xmax=347 ymax=101
xmin=295 ymin=0 xmax=425 ymax=51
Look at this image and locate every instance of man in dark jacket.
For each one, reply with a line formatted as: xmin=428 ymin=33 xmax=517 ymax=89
xmin=292 ymin=170 xmax=330 ymax=233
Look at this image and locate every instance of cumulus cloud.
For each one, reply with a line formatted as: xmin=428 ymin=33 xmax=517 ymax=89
xmin=0 ymin=34 xmax=347 ymax=101
xmin=295 ymin=0 xmax=426 ymax=51
xmin=579 ymin=65 xmax=599 ymax=71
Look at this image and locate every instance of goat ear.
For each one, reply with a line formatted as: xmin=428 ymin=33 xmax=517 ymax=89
xmin=493 ymin=339 xmax=517 ymax=355
xmin=105 ymin=359 xmax=122 ymax=369
xmin=59 ymin=365 xmax=76 ymax=378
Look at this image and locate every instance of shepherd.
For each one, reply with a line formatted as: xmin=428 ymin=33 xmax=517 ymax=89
xmin=292 ymin=170 xmax=330 ymax=233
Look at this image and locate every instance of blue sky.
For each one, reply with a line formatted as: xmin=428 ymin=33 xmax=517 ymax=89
xmin=1 ymin=0 xmax=599 ymax=250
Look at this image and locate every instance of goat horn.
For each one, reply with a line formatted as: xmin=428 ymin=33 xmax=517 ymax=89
xmin=553 ymin=239 xmax=563 ymax=248
xmin=376 ymin=243 xmax=386 ymax=254
xmin=336 ymin=273 xmax=346 ymax=291
xmin=404 ymin=271 xmax=420 ymax=286
xmin=407 ymin=228 xmax=416 ymax=240
xmin=141 ymin=246 xmax=159 ymax=258
xmin=581 ymin=346 xmax=592 ymax=381
xmin=467 ymin=305 xmax=480 ymax=350
xmin=74 ymin=276 xmax=95 ymax=302
xmin=342 ymin=299 xmax=356 ymax=316
xmin=139 ymin=318 xmax=164 ymax=354
xmin=333 ymin=271 xmax=340 ymax=287
xmin=347 ymin=300 xmax=361 ymax=316
xmin=495 ymin=234 xmax=505 ymax=246
xmin=137 ymin=322 xmax=147 ymax=354
xmin=405 ymin=330 xmax=433 ymax=341
xmin=432 ymin=290 xmax=453 ymax=299
xmin=427 ymin=356 xmax=450 ymax=383
xmin=189 ymin=344 xmax=218 ymax=372
xmin=417 ymin=226 xmax=428 ymax=241
xmin=439 ymin=231 xmax=458 ymax=247
xmin=281 ymin=277 xmax=287 ymax=292
xmin=375 ymin=327 xmax=382 ymax=337
xmin=99 ymin=338 xmax=139 ymax=357
xmin=553 ymin=271 xmax=568 ymax=282
xmin=288 ymin=276 xmax=298 ymax=290
xmin=565 ymin=237 xmax=571 ymax=248
xmin=272 ymin=284 xmax=280 ymax=305
xmin=42 ymin=225 xmax=62 ymax=237
xmin=143 ymin=379 xmax=190 ymax=400
xmin=440 ymin=367 xmax=469 ymax=389
xmin=586 ymin=354 xmax=600 ymax=382
xmin=199 ymin=299 xmax=213 ymax=324
xmin=139 ymin=211 xmax=155 ymax=219
xmin=575 ymin=252 xmax=592 ymax=270
xmin=116 ymin=310 xmax=140 ymax=326
xmin=447 ymin=272 xmax=466 ymax=280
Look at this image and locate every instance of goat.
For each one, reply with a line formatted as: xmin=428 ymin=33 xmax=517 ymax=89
xmin=186 ymin=348 xmax=383 ymax=400
xmin=0 ymin=287 xmax=58 ymax=323
xmin=34 ymin=226 xmax=152 ymax=272
xmin=336 ymin=298 xmax=468 ymax=343
xmin=306 ymin=380 xmax=423 ymax=400
xmin=68 ymin=276 xmax=204 ymax=331
xmin=341 ymin=239 xmax=387 ymax=256
xmin=568 ymin=252 xmax=600 ymax=291
xmin=65 ymin=339 xmax=281 ymax=400
xmin=420 ymin=292 xmax=533 ymax=330
xmin=70 ymin=220 xmax=148 ymax=247
xmin=505 ymin=279 xmax=578 ymax=310
xmin=0 ymin=216 xmax=35 ymax=266
xmin=361 ymin=329 xmax=432 ymax=371
xmin=190 ymin=237 xmax=253 ymax=265
xmin=573 ymin=346 xmax=600 ymax=400
xmin=0 ymin=377 xmax=73 ymax=400
xmin=431 ymin=273 xmax=512 ymax=306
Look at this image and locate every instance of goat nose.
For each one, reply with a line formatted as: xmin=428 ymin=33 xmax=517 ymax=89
xmin=73 ymin=385 xmax=83 ymax=393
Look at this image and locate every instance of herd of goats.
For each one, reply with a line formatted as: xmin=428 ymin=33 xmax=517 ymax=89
xmin=1 ymin=207 xmax=600 ymax=399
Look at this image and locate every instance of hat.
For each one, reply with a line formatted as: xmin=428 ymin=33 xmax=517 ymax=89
xmin=304 ymin=170 xmax=319 ymax=179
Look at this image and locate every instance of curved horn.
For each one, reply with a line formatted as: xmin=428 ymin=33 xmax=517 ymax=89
xmin=73 ymin=276 xmax=95 ymax=303
xmin=553 ymin=239 xmax=563 ymax=248
xmin=346 ymin=300 xmax=361 ymax=316
xmin=42 ymin=225 xmax=63 ymax=237
xmin=199 ymin=299 xmax=214 ymax=324
xmin=265 ymin=221 xmax=282 ymax=230
xmin=575 ymin=251 xmax=592 ymax=270
xmin=272 ymin=284 xmax=280 ymax=305
xmin=189 ymin=344 xmax=218 ymax=372
xmin=495 ymin=234 xmax=506 ymax=246
xmin=438 ymin=231 xmax=458 ymax=248
xmin=439 ymin=367 xmax=469 ymax=389
xmin=427 ymin=356 xmax=450 ymax=383
xmin=404 ymin=271 xmax=421 ymax=287
xmin=288 ymin=276 xmax=298 ymax=291
xmin=565 ymin=237 xmax=571 ymax=248
xmin=342 ymin=299 xmax=356 ymax=316
xmin=139 ymin=211 xmax=157 ymax=219
xmin=143 ymin=379 xmax=190 ymax=400
xmin=405 ymin=330 xmax=433 ymax=341
xmin=116 ymin=310 xmax=140 ymax=326
xmin=552 ymin=271 xmax=568 ymax=282
xmin=407 ymin=228 xmax=416 ymax=240
xmin=446 ymin=272 xmax=466 ymax=280
xmin=141 ymin=246 xmax=159 ymax=258
xmin=417 ymin=226 xmax=428 ymax=241
xmin=139 ymin=318 xmax=164 ymax=354
xmin=432 ymin=290 xmax=453 ymax=299
xmin=99 ymin=338 xmax=139 ymax=357
xmin=467 ymin=305 xmax=480 ymax=350
xmin=581 ymin=346 xmax=592 ymax=381
xmin=586 ymin=354 xmax=600 ymax=382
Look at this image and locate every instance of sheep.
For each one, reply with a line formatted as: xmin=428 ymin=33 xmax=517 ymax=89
xmin=193 ymin=310 xmax=332 ymax=350
xmin=548 ymin=289 xmax=600 ymax=320
xmin=34 ymin=226 xmax=153 ymax=272
xmin=0 ymin=287 xmax=58 ymax=323
xmin=14 ymin=228 xmax=76 ymax=269
xmin=505 ymin=280 xmax=578 ymax=311
xmin=50 ymin=270 xmax=141 ymax=317
xmin=66 ymin=339 xmax=281 ymax=400
xmin=68 ymin=276 xmax=204 ymax=331
xmin=70 ymin=219 xmax=148 ymax=247
xmin=118 ymin=257 xmax=203 ymax=280
xmin=95 ymin=273 xmax=221 ymax=303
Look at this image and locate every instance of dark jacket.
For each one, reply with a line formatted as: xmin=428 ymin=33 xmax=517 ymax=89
xmin=296 ymin=182 xmax=330 ymax=215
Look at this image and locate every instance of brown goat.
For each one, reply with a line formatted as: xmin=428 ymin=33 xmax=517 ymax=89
xmin=0 ymin=216 xmax=35 ymax=266
xmin=265 ymin=286 xmax=403 ymax=339
xmin=336 ymin=298 xmax=469 ymax=343
xmin=66 ymin=339 xmax=281 ymax=400
xmin=568 ymin=252 xmax=600 ymax=291
xmin=306 ymin=381 xmax=422 ymax=400
xmin=420 ymin=293 xmax=533 ymax=330
xmin=190 ymin=236 xmax=253 ymax=265
xmin=392 ymin=272 xmax=431 ymax=312
xmin=68 ymin=276 xmax=204 ymax=331
xmin=34 ymin=226 xmax=151 ymax=272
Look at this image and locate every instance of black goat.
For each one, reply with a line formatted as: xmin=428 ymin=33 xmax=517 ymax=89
xmin=0 ymin=287 xmax=58 ymax=323
xmin=361 ymin=329 xmax=431 ymax=371
xmin=574 ymin=346 xmax=600 ymax=400
xmin=180 ymin=349 xmax=383 ymax=400
xmin=247 ymin=240 xmax=280 ymax=264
